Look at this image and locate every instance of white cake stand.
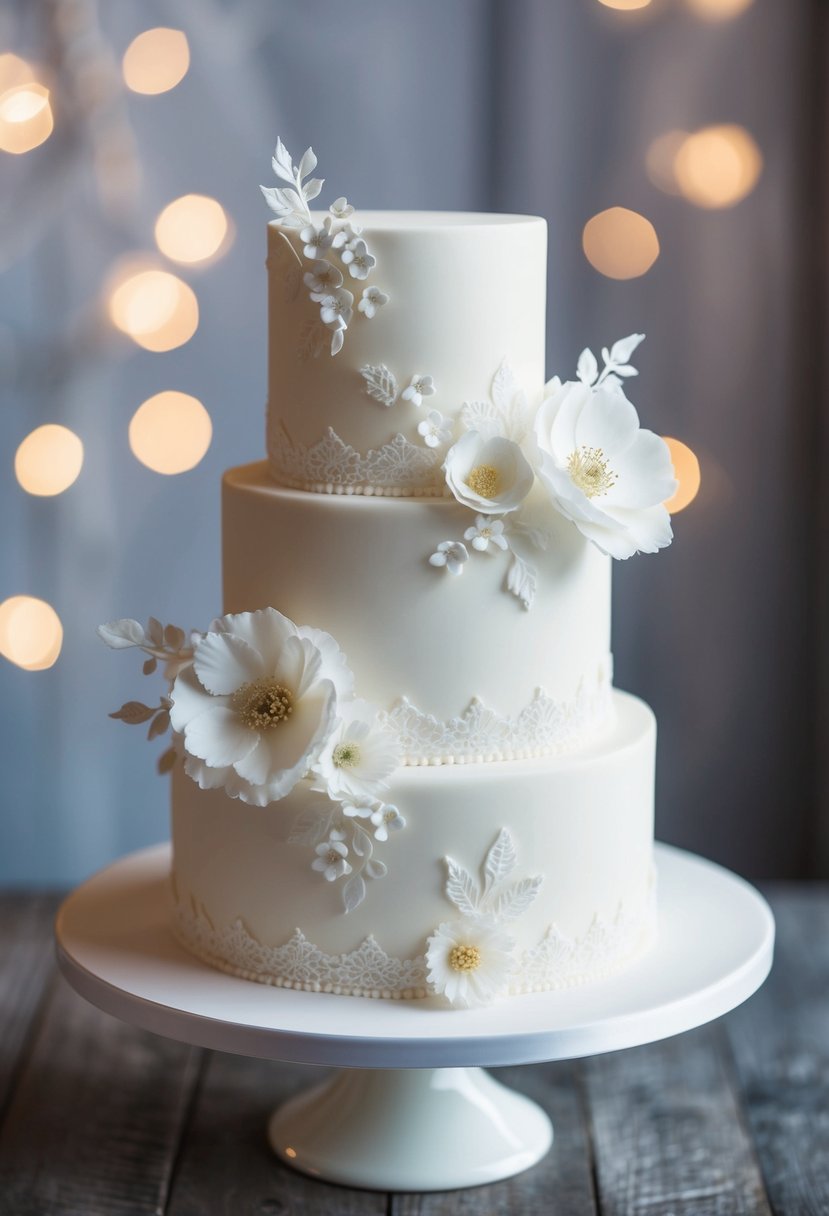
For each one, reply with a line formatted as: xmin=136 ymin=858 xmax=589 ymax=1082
xmin=55 ymin=842 xmax=773 ymax=1193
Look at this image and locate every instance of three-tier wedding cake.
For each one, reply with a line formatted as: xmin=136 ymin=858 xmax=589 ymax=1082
xmin=100 ymin=140 xmax=677 ymax=1009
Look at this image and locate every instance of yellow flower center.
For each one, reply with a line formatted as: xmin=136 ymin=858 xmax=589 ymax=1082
xmin=567 ymin=446 xmax=616 ymax=498
xmin=466 ymin=464 xmax=501 ymax=499
xmin=448 ymin=944 xmax=482 ymax=972
xmin=232 ymin=678 xmax=294 ymax=730
xmin=332 ymin=742 xmax=361 ymax=769
xmin=326 ymin=849 xmax=341 ymax=865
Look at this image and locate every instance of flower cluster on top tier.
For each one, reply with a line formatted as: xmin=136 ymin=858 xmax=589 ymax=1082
xmin=261 ymin=138 xmax=388 ymax=356
xmin=98 ymin=608 xmax=404 ymax=912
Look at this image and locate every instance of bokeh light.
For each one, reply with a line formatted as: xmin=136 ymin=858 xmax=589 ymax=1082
xmin=154 ymin=194 xmax=230 ymax=264
xmin=646 ymin=130 xmax=687 ymax=195
xmin=122 ymin=28 xmax=190 ymax=95
xmin=663 ymin=438 xmax=701 ymax=513
xmin=582 ymin=207 xmax=660 ymax=279
xmin=107 ymin=265 xmax=199 ymax=352
xmin=686 ymin=0 xmax=754 ymax=19
xmin=0 ymin=596 xmax=63 ymax=671
xmin=129 ymin=391 xmax=212 ymax=474
xmin=674 ymin=125 xmax=762 ymax=209
xmin=0 ymin=82 xmax=53 ymax=155
xmin=596 ymin=0 xmax=652 ymax=9
xmin=15 ymin=425 xmax=84 ymax=497
xmin=0 ymin=53 xmax=35 ymax=91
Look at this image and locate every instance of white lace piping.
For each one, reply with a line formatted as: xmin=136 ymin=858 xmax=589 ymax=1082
xmin=267 ymin=420 xmax=445 ymax=496
xmin=172 ymin=881 xmax=655 ymax=1001
xmin=382 ymin=661 xmax=613 ymax=766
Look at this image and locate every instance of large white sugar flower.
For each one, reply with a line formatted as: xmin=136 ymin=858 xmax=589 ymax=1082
xmin=313 ymin=698 xmax=401 ymax=803
xmin=533 ymin=381 xmax=677 ymax=559
xmin=169 ymin=608 xmax=349 ymax=807
xmin=463 ymin=515 xmax=509 ymax=553
xmin=300 ymin=219 xmax=333 ymax=259
xmin=357 ymin=286 xmax=389 ymax=318
xmin=401 ymin=374 xmax=435 ymax=407
xmin=429 ymin=541 xmax=468 ymax=575
xmin=417 ymin=409 xmax=452 ymax=449
xmin=444 ymin=431 xmax=534 ymax=516
xmin=303 ymin=259 xmax=343 ymax=299
xmin=341 ymin=238 xmax=376 ymax=280
xmin=425 ymin=919 xmax=515 ymax=1009
xmin=312 ymin=830 xmax=352 ymax=882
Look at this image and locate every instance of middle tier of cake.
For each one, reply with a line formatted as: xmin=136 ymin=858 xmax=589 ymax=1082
xmin=223 ymin=462 xmax=613 ymax=763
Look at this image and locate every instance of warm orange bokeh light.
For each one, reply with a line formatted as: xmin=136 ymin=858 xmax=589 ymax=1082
xmin=0 ymin=82 xmax=53 ymax=154
xmin=663 ymin=438 xmax=701 ymax=513
xmin=154 ymin=194 xmax=230 ymax=264
xmin=686 ymin=0 xmax=754 ymax=18
xmin=596 ymin=0 xmax=652 ymax=8
xmin=122 ymin=28 xmax=190 ymax=95
xmin=129 ymin=391 xmax=212 ymax=475
xmin=646 ymin=130 xmax=687 ymax=195
xmin=15 ymin=425 xmax=84 ymax=497
xmin=0 ymin=596 xmax=63 ymax=671
xmin=0 ymin=53 xmax=35 ymax=91
xmin=107 ymin=266 xmax=199 ymax=352
xmin=674 ymin=125 xmax=762 ymax=209
xmin=582 ymin=207 xmax=660 ymax=280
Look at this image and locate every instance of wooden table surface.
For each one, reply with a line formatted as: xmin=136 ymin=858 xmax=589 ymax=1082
xmin=0 ymin=885 xmax=826 ymax=1215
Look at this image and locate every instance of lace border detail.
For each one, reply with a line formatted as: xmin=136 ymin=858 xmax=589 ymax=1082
xmin=267 ymin=420 xmax=445 ymax=496
xmin=383 ymin=661 xmax=613 ymax=766
xmin=172 ymin=885 xmax=655 ymax=1001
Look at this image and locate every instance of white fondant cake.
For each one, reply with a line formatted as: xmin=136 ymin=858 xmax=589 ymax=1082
xmin=100 ymin=139 xmax=678 ymax=1010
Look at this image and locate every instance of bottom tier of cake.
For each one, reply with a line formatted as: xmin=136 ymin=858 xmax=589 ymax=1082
xmin=170 ymin=690 xmax=656 ymax=1005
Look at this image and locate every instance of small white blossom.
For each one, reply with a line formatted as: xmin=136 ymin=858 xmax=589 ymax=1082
xmin=319 ymin=287 xmax=354 ymax=331
xmin=303 ymin=259 xmax=343 ymax=300
xmin=444 ymin=431 xmax=534 ymax=516
xmin=357 ymin=286 xmax=389 ymax=318
xmin=401 ymin=375 xmax=436 ymax=407
xmin=463 ymin=515 xmax=509 ymax=553
xmin=300 ymin=218 xmax=333 ymax=259
xmin=426 ymin=919 xmax=515 ymax=1009
xmin=341 ymin=238 xmax=376 ymax=281
xmin=329 ymin=196 xmax=354 ymax=220
xmin=417 ymin=410 xmax=452 ymax=449
xmin=369 ymin=804 xmax=406 ymax=842
xmin=331 ymin=221 xmax=362 ymax=249
xmin=340 ymin=801 xmax=374 ymax=819
xmin=313 ymin=699 xmax=401 ymax=803
xmin=311 ymin=832 xmax=352 ymax=882
xmin=429 ymin=541 xmax=468 ymax=576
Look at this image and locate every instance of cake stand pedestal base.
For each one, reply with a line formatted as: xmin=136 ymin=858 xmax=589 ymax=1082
xmin=55 ymin=842 xmax=774 ymax=1193
xmin=267 ymin=1066 xmax=552 ymax=1190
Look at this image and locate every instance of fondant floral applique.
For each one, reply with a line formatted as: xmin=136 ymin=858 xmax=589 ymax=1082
xmin=428 ymin=540 xmax=469 ymax=576
xmin=426 ymin=828 xmax=543 ymax=1008
xmin=261 ymin=138 xmax=388 ymax=357
xmin=417 ymin=410 xmax=452 ymax=449
xmin=401 ymin=374 xmax=436 ymax=407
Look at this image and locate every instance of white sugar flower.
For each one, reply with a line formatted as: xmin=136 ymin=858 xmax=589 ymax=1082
xmin=303 ymin=259 xmax=343 ymax=300
xmin=429 ymin=541 xmax=469 ymax=576
xmin=463 ymin=515 xmax=509 ymax=553
xmin=341 ymin=238 xmax=376 ymax=280
xmin=331 ymin=221 xmax=363 ymax=249
xmin=300 ymin=219 xmax=333 ymax=259
xmin=444 ymin=431 xmax=534 ymax=516
xmin=169 ymin=607 xmax=349 ymax=807
xmin=425 ymin=919 xmax=515 ymax=1009
xmin=329 ymin=196 xmax=354 ymax=220
xmin=311 ymin=831 xmax=352 ymax=882
xmin=369 ymin=803 xmax=406 ymax=842
xmin=533 ymin=380 xmax=677 ymax=559
xmin=357 ymin=286 xmax=389 ymax=318
xmin=417 ymin=409 xmax=452 ymax=449
xmin=401 ymin=375 xmax=436 ymax=407
xmin=313 ymin=698 xmax=401 ymax=803
xmin=319 ymin=286 xmax=354 ymax=331
xmin=340 ymin=800 xmax=374 ymax=819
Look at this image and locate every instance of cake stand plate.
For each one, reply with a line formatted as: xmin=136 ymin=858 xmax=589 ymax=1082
xmin=56 ymin=843 xmax=773 ymax=1192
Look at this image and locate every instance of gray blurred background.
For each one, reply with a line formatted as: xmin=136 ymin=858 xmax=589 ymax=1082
xmin=1 ymin=0 xmax=826 ymax=885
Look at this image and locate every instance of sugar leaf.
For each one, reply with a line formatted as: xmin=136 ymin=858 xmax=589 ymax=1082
xmin=483 ymin=828 xmax=517 ymax=894
xmin=445 ymin=857 xmax=480 ymax=916
xmin=577 ymin=347 xmax=599 ymax=386
xmin=343 ymin=872 xmax=367 ymax=913
xmin=97 ymin=619 xmax=145 ymax=649
xmin=110 ymin=701 xmax=157 ymax=725
xmin=506 ymin=553 xmax=537 ymax=610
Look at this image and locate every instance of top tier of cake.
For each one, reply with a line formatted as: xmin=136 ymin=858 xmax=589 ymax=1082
xmin=266 ymin=211 xmax=547 ymax=495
